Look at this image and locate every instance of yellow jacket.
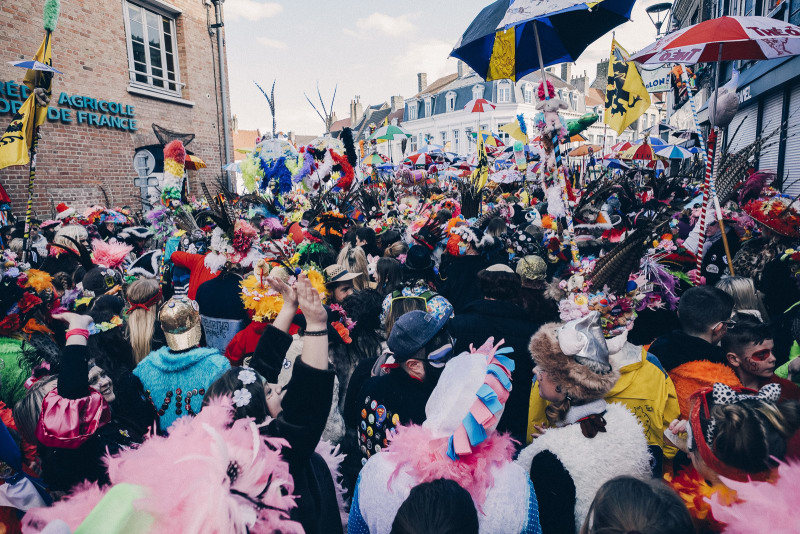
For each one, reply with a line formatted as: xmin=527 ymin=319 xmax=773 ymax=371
xmin=526 ymin=344 xmax=680 ymax=458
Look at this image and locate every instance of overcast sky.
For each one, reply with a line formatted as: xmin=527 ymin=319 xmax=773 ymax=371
xmin=224 ymin=0 xmax=661 ymax=136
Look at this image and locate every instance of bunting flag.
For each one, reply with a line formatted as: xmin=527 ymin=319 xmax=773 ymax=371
xmin=499 ymin=120 xmax=527 ymax=143
xmin=603 ymin=39 xmax=650 ymax=135
xmin=0 ymin=35 xmax=53 ymax=169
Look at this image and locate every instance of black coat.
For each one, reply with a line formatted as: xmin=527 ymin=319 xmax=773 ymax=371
xmin=195 ymin=271 xmax=248 ymax=321
xmin=648 ymin=330 xmax=727 ymax=372
xmin=438 ymin=254 xmax=489 ymax=313
xmin=251 ymin=327 xmax=343 ymax=534
xmin=40 ymin=345 xmax=157 ymax=493
xmin=355 ymin=369 xmax=438 ymax=461
xmin=449 ymin=299 xmax=539 ymax=443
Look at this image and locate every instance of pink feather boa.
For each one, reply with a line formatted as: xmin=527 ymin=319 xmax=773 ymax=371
xmin=385 ymin=424 xmax=516 ymax=509
xmin=24 ymin=398 xmax=302 ymax=534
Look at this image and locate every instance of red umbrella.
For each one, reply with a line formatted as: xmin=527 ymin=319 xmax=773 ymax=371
xmin=405 ymin=152 xmax=433 ymax=166
xmin=631 ymin=16 xmax=800 ymax=65
xmin=463 ymin=98 xmax=496 ymax=113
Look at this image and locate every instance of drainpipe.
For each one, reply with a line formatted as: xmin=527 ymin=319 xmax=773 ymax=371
xmin=211 ymin=0 xmax=233 ymax=190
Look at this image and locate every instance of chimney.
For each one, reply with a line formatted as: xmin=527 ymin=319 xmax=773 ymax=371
xmin=417 ymin=72 xmax=428 ymax=93
xmin=350 ymin=96 xmax=363 ymax=127
xmin=391 ymin=95 xmax=404 ymax=112
xmin=560 ymin=63 xmax=573 ymax=82
xmin=457 ymin=60 xmax=465 ymax=78
xmin=591 ymin=59 xmax=609 ymax=89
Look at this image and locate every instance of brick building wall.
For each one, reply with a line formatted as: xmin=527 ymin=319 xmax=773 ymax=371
xmin=0 ymin=0 xmax=232 ymax=217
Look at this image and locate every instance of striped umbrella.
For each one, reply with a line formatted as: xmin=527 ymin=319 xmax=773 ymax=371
xmin=405 ymin=152 xmax=433 ymax=166
xmin=368 ymin=124 xmax=411 ymax=141
xmin=363 ymin=153 xmax=388 ymax=166
xmin=655 ymin=145 xmax=693 ymax=160
xmin=463 ymin=98 xmax=496 ymax=113
xmin=637 ymin=135 xmax=666 ymax=146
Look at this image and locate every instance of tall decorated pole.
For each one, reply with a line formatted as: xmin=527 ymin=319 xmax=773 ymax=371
xmin=0 ymin=0 xmax=60 ymax=263
xmin=533 ymin=22 xmax=580 ymax=267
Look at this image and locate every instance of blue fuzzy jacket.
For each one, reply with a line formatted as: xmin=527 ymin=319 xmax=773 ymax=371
xmin=133 ymin=346 xmax=229 ymax=430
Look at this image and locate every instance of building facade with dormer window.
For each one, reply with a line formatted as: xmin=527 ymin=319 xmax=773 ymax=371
xmin=402 ymin=61 xmax=662 ymax=158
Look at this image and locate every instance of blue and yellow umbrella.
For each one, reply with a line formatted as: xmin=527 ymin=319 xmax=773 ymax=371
xmin=451 ymin=0 xmax=636 ymax=81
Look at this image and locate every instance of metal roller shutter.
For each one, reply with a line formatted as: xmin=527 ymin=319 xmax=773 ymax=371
xmin=726 ymin=106 xmax=758 ymax=154
xmin=758 ymin=92 xmax=784 ymax=174
xmin=784 ymin=85 xmax=800 ymax=198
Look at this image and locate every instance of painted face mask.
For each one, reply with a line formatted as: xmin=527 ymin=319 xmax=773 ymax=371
xmin=458 ymin=244 xmax=467 ymax=255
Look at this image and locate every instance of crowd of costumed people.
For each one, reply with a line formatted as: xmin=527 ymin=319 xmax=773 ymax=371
xmin=1 ymin=82 xmax=800 ymax=534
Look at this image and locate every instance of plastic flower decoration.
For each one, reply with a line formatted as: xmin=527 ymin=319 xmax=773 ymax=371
xmin=232 ymin=388 xmax=252 ymax=408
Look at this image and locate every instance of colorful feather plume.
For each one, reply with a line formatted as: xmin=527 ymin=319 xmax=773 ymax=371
xmin=341 ymin=127 xmax=357 ymax=167
xmin=516 ymin=113 xmax=527 ymax=137
xmin=91 ymin=239 xmax=133 ymax=269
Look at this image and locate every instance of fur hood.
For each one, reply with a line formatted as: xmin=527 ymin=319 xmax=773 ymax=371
xmin=528 ymin=323 xmax=619 ymax=402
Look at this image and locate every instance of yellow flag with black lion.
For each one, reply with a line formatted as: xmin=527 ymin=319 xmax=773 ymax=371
xmin=604 ymin=39 xmax=650 ymax=136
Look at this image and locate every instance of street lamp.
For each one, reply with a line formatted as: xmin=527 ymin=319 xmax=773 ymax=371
xmin=646 ymin=2 xmax=673 ymax=36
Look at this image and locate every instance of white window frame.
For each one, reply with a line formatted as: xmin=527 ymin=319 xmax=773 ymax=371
xmin=453 ymin=129 xmax=460 ymax=152
xmin=440 ymin=131 xmax=447 ymax=145
xmin=407 ymin=102 xmax=417 ymax=121
xmin=446 ymin=91 xmax=457 ymax=112
xmin=472 ymin=84 xmax=485 ymax=100
xmin=497 ymin=81 xmax=512 ymax=103
xmin=522 ymin=83 xmax=534 ymax=104
xmin=123 ymin=0 xmax=184 ymax=100
xmin=424 ymin=97 xmax=432 ymax=117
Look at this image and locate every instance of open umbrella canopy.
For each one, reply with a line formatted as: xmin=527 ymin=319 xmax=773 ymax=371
xmin=632 ymin=16 xmax=800 ymax=65
xmin=8 ymin=60 xmax=62 ymax=74
xmin=610 ymin=140 xmax=633 ymax=153
xmin=308 ymin=136 xmax=344 ymax=152
xmin=569 ymin=132 xmax=588 ymax=143
xmin=451 ymin=0 xmax=637 ymax=81
xmin=655 ymin=145 xmax=693 ymax=159
xmin=417 ymin=144 xmax=445 ymax=154
xmin=405 ymin=152 xmax=434 ymax=166
xmin=568 ymin=144 xmax=602 ymax=157
xmin=620 ymin=143 xmax=656 ymax=160
xmin=636 ymin=135 xmax=666 ymax=146
xmin=603 ymin=158 xmax=630 ymax=170
xmin=463 ymin=98 xmax=497 ymax=113
xmin=369 ymin=124 xmax=411 ymax=141
xmin=362 ymin=153 xmax=388 ymax=166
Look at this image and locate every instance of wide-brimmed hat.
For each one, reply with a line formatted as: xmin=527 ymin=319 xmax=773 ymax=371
xmin=159 ymin=297 xmax=202 ymax=351
xmin=743 ymin=190 xmax=800 ymax=239
xmin=324 ymin=264 xmax=362 ymax=285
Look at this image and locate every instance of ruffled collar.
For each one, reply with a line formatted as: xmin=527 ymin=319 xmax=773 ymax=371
xmin=557 ymin=399 xmax=607 ymax=427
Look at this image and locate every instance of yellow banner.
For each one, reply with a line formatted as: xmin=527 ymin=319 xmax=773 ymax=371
xmin=0 ymin=35 xmax=53 ymax=169
xmin=603 ymin=39 xmax=650 ymax=135
xmin=473 ymin=132 xmax=489 ymax=189
xmin=487 ymin=28 xmax=516 ymax=81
